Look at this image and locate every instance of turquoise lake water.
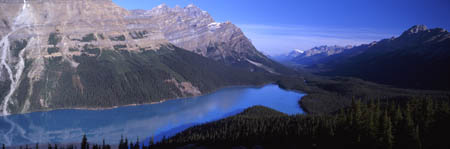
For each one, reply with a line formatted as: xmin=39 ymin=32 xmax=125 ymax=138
xmin=0 ymin=84 xmax=305 ymax=146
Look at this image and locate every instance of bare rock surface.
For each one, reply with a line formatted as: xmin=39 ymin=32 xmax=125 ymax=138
xmin=0 ymin=0 xmax=279 ymax=114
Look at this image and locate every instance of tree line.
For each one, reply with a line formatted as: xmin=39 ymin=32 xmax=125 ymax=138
xmin=3 ymin=98 xmax=449 ymax=149
xmin=154 ymin=98 xmax=450 ymax=149
xmin=2 ymin=134 xmax=153 ymax=149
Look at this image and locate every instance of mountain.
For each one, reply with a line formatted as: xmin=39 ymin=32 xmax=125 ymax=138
xmin=279 ymin=45 xmax=352 ymax=66
xmin=128 ymin=4 xmax=288 ymax=74
xmin=287 ymin=49 xmax=306 ymax=58
xmin=270 ymin=49 xmax=305 ymax=63
xmin=303 ymin=25 xmax=450 ymax=90
xmin=0 ymin=0 xmax=280 ymax=115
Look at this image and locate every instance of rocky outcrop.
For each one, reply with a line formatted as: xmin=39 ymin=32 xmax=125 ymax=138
xmin=0 ymin=0 xmax=168 ymax=52
xmin=0 ymin=0 xmax=280 ymax=115
xmin=0 ymin=0 xmax=172 ymax=115
xmin=128 ymin=4 xmax=272 ymax=66
xmin=0 ymin=0 xmax=168 ymax=72
xmin=401 ymin=25 xmax=429 ymax=35
xmin=1 ymin=1 xmax=282 ymax=77
xmin=302 ymin=45 xmax=353 ymax=57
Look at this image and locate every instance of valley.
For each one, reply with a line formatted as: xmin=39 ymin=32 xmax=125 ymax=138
xmin=0 ymin=0 xmax=286 ymax=115
xmin=281 ymin=25 xmax=450 ymax=91
xmin=0 ymin=0 xmax=449 ymax=148
xmin=0 ymin=84 xmax=304 ymax=146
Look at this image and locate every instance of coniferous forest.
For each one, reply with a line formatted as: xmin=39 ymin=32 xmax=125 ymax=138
xmin=1 ymin=0 xmax=449 ymax=148
xmin=152 ymin=99 xmax=450 ymax=149
xmin=4 ymin=98 xmax=449 ymax=149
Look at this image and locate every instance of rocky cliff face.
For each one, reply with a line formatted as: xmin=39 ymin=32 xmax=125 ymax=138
xmin=0 ymin=0 xmax=170 ymax=115
xmin=301 ymin=45 xmax=353 ymax=57
xmin=128 ymin=4 xmax=278 ymax=71
xmin=0 ymin=0 xmax=280 ymax=115
xmin=0 ymin=0 xmax=168 ymax=81
xmin=2 ymin=0 xmax=168 ymax=49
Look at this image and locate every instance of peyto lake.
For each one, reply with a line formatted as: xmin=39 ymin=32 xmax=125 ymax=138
xmin=0 ymin=84 xmax=305 ymax=146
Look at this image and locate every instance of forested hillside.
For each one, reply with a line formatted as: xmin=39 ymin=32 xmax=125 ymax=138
xmin=276 ymin=74 xmax=450 ymax=114
xmin=284 ymin=25 xmax=450 ymax=91
xmin=319 ymin=26 xmax=450 ymax=90
xmin=6 ymin=45 xmax=275 ymax=114
xmin=152 ymin=99 xmax=450 ymax=149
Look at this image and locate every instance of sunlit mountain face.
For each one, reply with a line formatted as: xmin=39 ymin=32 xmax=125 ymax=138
xmin=0 ymin=0 xmax=287 ymax=116
xmin=1 ymin=0 xmax=450 ymax=148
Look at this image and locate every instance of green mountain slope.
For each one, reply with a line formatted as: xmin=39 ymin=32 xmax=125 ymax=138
xmin=290 ymin=25 xmax=450 ymax=90
xmin=5 ymin=45 xmax=274 ymax=114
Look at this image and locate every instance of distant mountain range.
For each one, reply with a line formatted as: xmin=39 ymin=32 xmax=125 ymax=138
xmin=284 ymin=25 xmax=450 ymax=90
xmin=0 ymin=0 xmax=287 ymax=114
xmin=287 ymin=45 xmax=353 ymax=66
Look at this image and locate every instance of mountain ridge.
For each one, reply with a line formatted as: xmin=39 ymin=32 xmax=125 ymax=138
xmin=0 ymin=1 xmax=285 ymax=114
xmin=128 ymin=4 xmax=285 ymax=74
xmin=279 ymin=45 xmax=353 ymax=66
xmin=286 ymin=25 xmax=450 ymax=90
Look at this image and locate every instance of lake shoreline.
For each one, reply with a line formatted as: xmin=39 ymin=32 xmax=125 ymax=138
xmin=5 ymin=82 xmax=275 ymax=117
xmin=1 ymin=83 xmax=305 ymax=146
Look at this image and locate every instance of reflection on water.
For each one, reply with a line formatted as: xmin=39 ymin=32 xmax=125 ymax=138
xmin=0 ymin=84 xmax=305 ymax=145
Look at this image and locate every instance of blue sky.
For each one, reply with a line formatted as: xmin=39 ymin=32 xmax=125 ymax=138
xmin=113 ymin=0 xmax=450 ymax=56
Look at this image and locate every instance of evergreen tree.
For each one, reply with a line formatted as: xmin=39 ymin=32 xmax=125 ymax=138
xmin=383 ymin=111 xmax=394 ymax=149
xmin=102 ymin=139 xmax=105 ymax=149
xmin=67 ymin=145 xmax=74 ymax=149
xmin=393 ymin=106 xmax=403 ymax=127
xmin=36 ymin=143 xmax=39 ymax=149
xmin=422 ymin=100 xmax=434 ymax=135
xmin=135 ymin=137 xmax=140 ymax=149
xmin=351 ymin=99 xmax=363 ymax=145
xmin=367 ymin=106 xmax=377 ymax=142
xmin=149 ymin=135 xmax=154 ymax=147
xmin=374 ymin=100 xmax=381 ymax=125
xmin=413 ymin=125 xmax=422 ymax=149
xmin=2 ymin=144 xmax=5 ymax=149
xmin=81 ymin=134 xmax=88 ymax=149
xmin=405 ymin=103 xmax=415 ymax=130
xmin=119 ymin=135 xmax=124 ymax=149
xmin=48 ymin=143 xmax=52 ymax=149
